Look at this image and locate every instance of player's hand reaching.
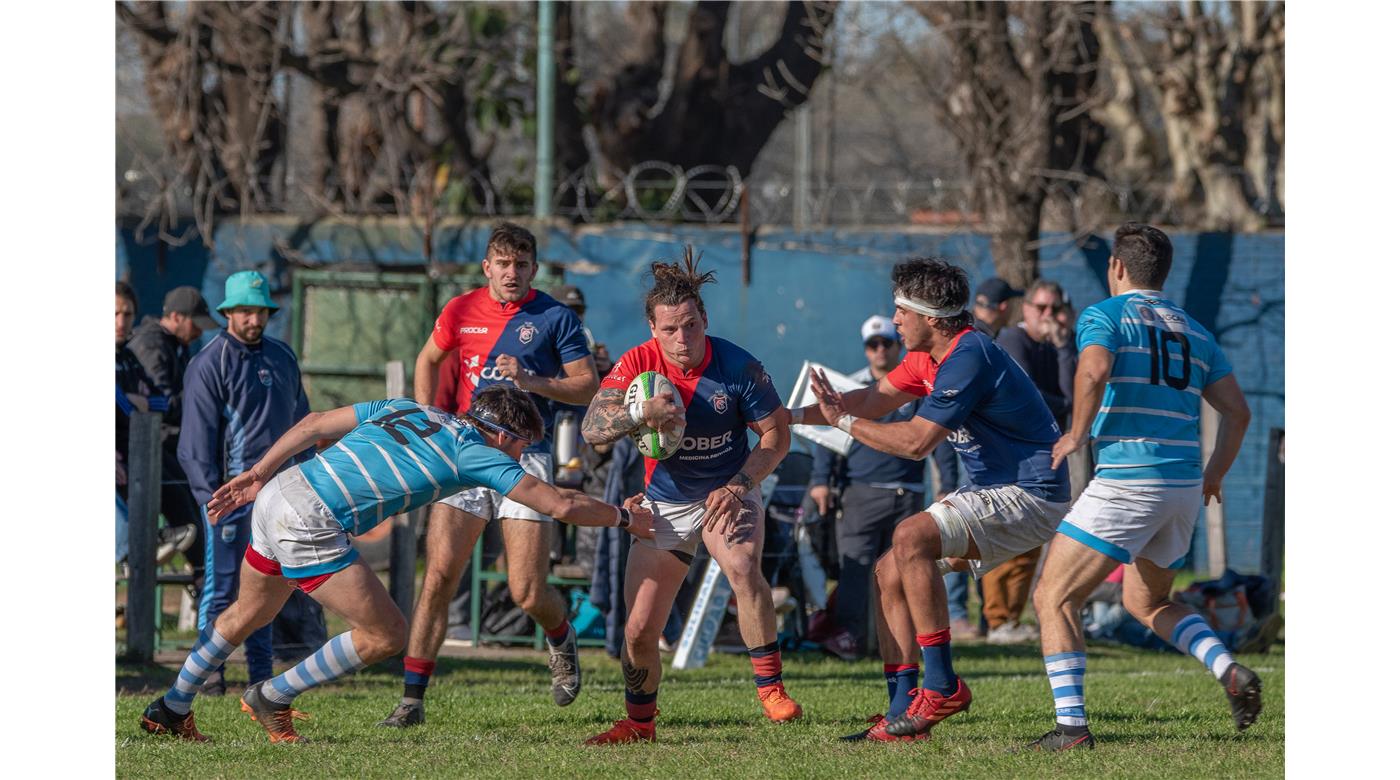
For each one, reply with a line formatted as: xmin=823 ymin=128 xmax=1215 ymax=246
xmin=808 ymin=367 xmax=849 ymax=426
xmin=641 ymin=390 xmax=685 ymax=433
xmin=703 ymin=484 xmax=754 ymax=545
xmin=207 ymin=467 xmax=268 ymax=524
xmin=622 ymin=493 xmax=656 ymax=541
xmin=1050 ymin=431 xmax=1087 ymax=469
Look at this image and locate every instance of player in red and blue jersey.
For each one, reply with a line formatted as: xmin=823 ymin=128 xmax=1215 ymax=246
xmin=138 ymin=386 xmax=653 ymax=744
xmin=794 ymin=257 xmax=1070 ymax=742
xmin=378 ymin=223 xmax=600 ymax=728
xmin=578 ymin=249 xmax=801 ymax=745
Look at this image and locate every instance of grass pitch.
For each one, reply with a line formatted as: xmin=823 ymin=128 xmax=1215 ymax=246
xmin=116 ymin=641 xmax=1281 ymax=778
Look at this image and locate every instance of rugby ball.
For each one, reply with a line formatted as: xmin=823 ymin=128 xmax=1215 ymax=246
xmin=625 ymin=371 xmax=686 ymax=460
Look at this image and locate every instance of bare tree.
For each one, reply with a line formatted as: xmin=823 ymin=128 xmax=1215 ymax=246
xmin=581 ymin=1 xmax=839 ymax=178
xmin=902 ymin=1 xmax=1103 ymax=288
xmin=1094 ymin=1 xmax=1284 ymax=229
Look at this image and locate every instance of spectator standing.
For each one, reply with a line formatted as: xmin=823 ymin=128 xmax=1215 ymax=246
xmin=972 ymin=277 xmax=1020 ymax=338
xmin=117 ymin=282 xmax=194 ymax=567
xmin=128 ymin=286 xmax=219 ymax=592
xmin=807 ymin=316 xmax=927 ymax=659
xmin=178 ymin=270 xmax=320 ymax=695
xmin=980 ymin=279 xmax=1079 ymax=644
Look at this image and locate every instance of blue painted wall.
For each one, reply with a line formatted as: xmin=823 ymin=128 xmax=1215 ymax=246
xmin=117 ymin=219 xmax=1283 ymax=572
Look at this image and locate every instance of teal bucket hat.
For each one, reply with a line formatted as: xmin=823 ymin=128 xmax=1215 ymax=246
xmin=217 ymin=270 xmax=280 ymax=312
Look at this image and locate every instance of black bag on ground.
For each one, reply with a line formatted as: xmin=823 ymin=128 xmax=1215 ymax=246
xmin=478 ymin=582 xmax=537 ymax=641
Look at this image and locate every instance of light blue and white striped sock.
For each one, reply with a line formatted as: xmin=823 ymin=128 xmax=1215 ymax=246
xmin=260 ymin=632 xmax=365 ymax=705
xmin=1045 ymin=651 xmax=1087 ymax=728
xmin=1170 ymin=614 xmax=1236 ymax=680
xmin=164 ymin=627 xmax=235 ymax=715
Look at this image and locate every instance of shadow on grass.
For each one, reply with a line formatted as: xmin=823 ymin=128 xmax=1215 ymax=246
xmin=116 ymin=662 xmax=176 ymax=695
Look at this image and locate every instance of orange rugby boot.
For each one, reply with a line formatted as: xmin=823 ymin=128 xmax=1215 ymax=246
xmin=757 ymin=682 xmax=804 ymax=723
xmin=240 ymin=684 xmax=308 ymax=744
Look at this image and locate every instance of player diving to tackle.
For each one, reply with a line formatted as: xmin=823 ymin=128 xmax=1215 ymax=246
xmin=792 ymin=256 xmax=1071 ymax=742
xmin=577 ymin=249 xmax=801 ymax=745
xmin=1021 ymin=223 xmax=1260 ymax=751
xmin=138 ymin=386 xmax=653 ymax=744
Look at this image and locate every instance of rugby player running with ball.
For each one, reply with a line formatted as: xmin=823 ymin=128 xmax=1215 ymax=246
xmin=578 ymin=248 xmax=801 ymax=745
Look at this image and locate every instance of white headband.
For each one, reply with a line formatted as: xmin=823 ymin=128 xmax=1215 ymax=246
xmin=894 ymin=294 xmax=965 ymax=319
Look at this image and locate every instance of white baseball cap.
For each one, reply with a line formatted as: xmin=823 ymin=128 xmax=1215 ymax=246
xmin=860 ymin=315 xmax=898 ymax=344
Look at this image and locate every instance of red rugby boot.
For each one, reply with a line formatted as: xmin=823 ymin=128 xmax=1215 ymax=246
xmin=840 ymin=713 xmax=931 ymax=742
xmin=584 ymin=718 xmax=656 ymax=745
xmin=882 ymin=678 xmax=972 ymax=737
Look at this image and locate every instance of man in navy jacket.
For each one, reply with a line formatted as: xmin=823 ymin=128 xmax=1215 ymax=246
xmin=179 ymin=270 xmax=313 ymax=693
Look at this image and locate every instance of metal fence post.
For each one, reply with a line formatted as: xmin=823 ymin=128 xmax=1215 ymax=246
xmin=1199 ymin=400 xmax=1227 ymax=577
xmin=125 ymin=411 xmax=162 ymax=661
xmin=1260 ymin=428 xmax=1284 ymax=590
xmin=385 ymin=360 xmax=418 ymax=617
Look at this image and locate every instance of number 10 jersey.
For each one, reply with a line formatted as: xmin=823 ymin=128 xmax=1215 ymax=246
xmin=1076 ymin=290 xmax=1234 ymax=486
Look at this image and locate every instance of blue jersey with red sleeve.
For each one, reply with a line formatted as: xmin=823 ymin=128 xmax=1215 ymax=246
xmin=599 ymin=337 xmax=781 ymax=503
xmin=431 ymin=288 xmax=591 ymax=454
xmin=885 ymin=328 xmax=1069 ymax=502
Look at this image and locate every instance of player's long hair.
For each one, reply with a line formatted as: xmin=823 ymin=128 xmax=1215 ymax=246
xmin=645 ymin=245 xmax=717 ymax=323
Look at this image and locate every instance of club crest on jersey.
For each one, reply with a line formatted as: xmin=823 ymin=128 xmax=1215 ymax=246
xmin=258 ymin=368 xmax=273 ymax=387
xmin=518 ymin=322 xmax=537 ymax=344
xmin=711 ymin=391 xmax=730 ymax=414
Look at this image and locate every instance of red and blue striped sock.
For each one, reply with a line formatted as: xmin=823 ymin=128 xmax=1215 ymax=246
xmin=402 ymin=656 xmax=436 ymax=704
xmin=624 ymin=690 xmax=658 ymax=723
xmin=885 ymin=663 xmax=920 ymax=720
xmin=544 ymin=619 xmax=571 ymax=647
xmin=749 ymin=641 xmax=783 ymax=688
xmin=917 ymin=629 xmax=958 ymax=696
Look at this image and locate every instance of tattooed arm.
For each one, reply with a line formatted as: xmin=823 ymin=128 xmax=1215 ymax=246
xmin=581 ymin=387 xmax=686 ymax=445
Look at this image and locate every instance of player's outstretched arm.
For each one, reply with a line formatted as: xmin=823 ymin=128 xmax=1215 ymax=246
xmin=505 ymin=475 xmax=655 ymax=540
xmin=206 ymin=406 xmax=359 ymax=523
xmin=791 ymin=369 xmax=915 ymax=426
xmin=1200 ymin=373 xmax=1252 ymax=505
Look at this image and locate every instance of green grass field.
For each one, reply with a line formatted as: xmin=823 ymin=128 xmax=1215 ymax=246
xmin=115 ymin=642 xmax=1282 ymax=778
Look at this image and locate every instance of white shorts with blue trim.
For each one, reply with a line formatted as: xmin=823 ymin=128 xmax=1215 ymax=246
xmin=436 ymin=452 xmax=554 ymax=523
xmin=249 ymin=468 xmax=359 ymax=579
xmin=1056 ymin=477 xmax=1202 ymax=568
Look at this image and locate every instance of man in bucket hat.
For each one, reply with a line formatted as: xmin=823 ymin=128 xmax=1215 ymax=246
xmin=179 ymin=270 xmax=320 ymax=696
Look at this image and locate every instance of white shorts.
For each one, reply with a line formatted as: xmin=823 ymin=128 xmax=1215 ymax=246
xmin=638 ymin=489 xmax=763 ymax=560
xmin=1057 ymin=478 xmax=1202 ymax=569
xmin=437 ymin=452 xmax=554 ymax=522
xmin=249 ymin=469 xmax=359 ymax=580
xmin=928 ymin=485 xmax=1070 ymax=578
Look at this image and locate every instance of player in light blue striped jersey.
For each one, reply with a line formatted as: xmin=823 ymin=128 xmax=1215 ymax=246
xmin=1024 ymin=223 xmax=1261 ymax=752
xmin=139 ymin=385 xmax=652 ymax=744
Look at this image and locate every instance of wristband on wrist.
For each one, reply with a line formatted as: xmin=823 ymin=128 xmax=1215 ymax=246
xmin=835 ymin=413 xmax=855 ymax=434
xmin=615 ymin=506 xmax=632 ymax=530
xmin=727 ymin=472 xmax=754 ymax=492
xmin=789 ymin=406 xmax=806 ymax=426
xmin=626 ymin=398 xmax=645 ymax=427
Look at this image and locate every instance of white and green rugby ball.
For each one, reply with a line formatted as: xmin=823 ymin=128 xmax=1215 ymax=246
xmin=626 ymin=370 xmax=685 ymax=460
